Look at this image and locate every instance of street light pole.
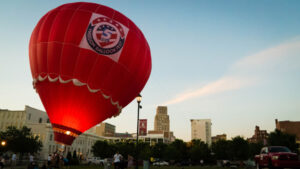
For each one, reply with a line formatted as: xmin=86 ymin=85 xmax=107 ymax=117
xmin=136 ymin=94 xmax=142 ymax=169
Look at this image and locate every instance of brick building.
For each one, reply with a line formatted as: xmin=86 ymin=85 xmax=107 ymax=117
xmin=248 ymin=126 xmax=268 ymax=144
xmin=212 ymin=134 xmax=227 ymax=143
xmin=275 ymin=119 xmax=300 ymax=141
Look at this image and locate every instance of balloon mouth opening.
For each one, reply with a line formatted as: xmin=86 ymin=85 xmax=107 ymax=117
xmin=52 ymin=123 xmax=82 ymax=145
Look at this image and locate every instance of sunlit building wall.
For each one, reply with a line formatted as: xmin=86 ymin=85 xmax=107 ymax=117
xmin=191 ymin=119 xmax=212 ymax=145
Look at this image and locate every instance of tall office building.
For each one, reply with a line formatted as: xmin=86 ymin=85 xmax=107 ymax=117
xmin=147 ymin=106 xmax=175 ymax=143
xmin=190 ymin=119 xmax=212 ymax=145
xmin=154 ymin=106 xmax=170 ymax=132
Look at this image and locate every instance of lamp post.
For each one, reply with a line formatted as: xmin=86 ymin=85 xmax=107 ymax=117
xmin=136 ymin=94 xmax=142 ymax=169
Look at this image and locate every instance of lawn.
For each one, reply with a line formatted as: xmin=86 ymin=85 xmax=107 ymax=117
xmin=68 ymin=165 xmax=247 ymax=169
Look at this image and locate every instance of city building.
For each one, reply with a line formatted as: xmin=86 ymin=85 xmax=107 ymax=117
xmin=275 ymin=119 xmax=300 ymax=141
xmin=190 ymin=119 xmax=212 ymax=145
xmin=247 ymin=126 xmax=268 ymax=144
xmin=28 ymin=123 xmax=104 ymax=160
xmin=0 ymin=108 xmax=26 ymax=130
xmin=211 ymin=134 xmax=227 ymax=143
xmin=105 ymin=131 xmax=174 ymax=145
xmin=0 ymin=105 xmax=50 ymax=130
xmin=95 ymin=122 xmax=116 ymax=137
xmin=136 ymin=131 xmax=172 ymax=145
xmin=0 ymin=105 xmax=106 ymax=160
xmin=148 ymin=106 xmax=176 ymax=143
xmin=154 ymin=106 xmax=170 ymax=132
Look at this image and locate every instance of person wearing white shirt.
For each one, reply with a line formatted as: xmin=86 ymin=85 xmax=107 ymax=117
xmin=113 ymin=152 xmax=123 ymax=169
xmin=11 ymin=153 xmax=17 ymax=169
xmin=29 ymin=154 xmax=34 ymax=163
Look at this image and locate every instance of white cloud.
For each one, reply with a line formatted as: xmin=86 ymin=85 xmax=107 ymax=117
xmin=163 ymin=39 xmax=300 ymax=105
xmin=232 ymin=40 xmax=300 ymax=71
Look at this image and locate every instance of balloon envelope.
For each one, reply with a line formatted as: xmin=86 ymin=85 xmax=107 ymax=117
xmin=29 ymin=2 xmax=151 ymax=145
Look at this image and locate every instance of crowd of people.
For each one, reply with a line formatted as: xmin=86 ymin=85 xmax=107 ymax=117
xmin=0 ymin=152 xmax=70 ymax=169
xmin=112 ymin=152 xmax=134 ymax=169
xmin=40 ymin=152 xmax=69 ymax=169
xmin=0 ymin=153 xmax=15 ymax=169
xmin=0 ymin=151 xmax=135 ymax=169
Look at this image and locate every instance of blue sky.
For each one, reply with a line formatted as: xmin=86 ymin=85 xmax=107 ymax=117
xmin=0 ymin=0 xmax=299 ymax=141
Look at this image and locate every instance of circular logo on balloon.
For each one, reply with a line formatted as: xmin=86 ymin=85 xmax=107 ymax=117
xmin=86 ymin=17 xmax=125 ymax=55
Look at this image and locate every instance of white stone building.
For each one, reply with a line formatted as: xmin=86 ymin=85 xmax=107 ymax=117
xmin=0 ymin=106 xmax=105 ymax=160
xmin=190 ymin=119 xmax=212 ymax=145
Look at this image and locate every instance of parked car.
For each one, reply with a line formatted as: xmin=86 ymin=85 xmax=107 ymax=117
xmin=87 ymin=157 xmax=105 ymax=165
xmin=179 ymin=160 xmax=191 ymax=166
xmin=153 ymin=161 xmax=169 ymax=166
xmin=255 ymin=146 xmax=300 ymax=169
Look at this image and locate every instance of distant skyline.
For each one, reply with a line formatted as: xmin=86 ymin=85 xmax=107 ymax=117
xmin=0 ymin=0 xmax=300 ymax=141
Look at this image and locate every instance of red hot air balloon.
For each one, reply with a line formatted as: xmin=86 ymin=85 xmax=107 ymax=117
xmin=29 ymin=2 xmax=151 ymax=145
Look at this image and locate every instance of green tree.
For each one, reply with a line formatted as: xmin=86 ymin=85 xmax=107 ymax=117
xmin=231 ymin=136 xmax=249 ymax=160
xmin=151 ymin=142 xmax=167 ymax=159
xmin=268 ymin=129 xmax=298 ymax=152
xmin=248 ymin=142 xmax=263 ymax=159
xmin=163 ymin=143 xmax=180 ymax=161
xmin=114 ymin=141 xmax=136 ymax=158
xmin=211 ymin=139 xmax=231 ymax=160
xmin=164 ymin=139 xmax=188 ymax=162
xmin=189 ymin=139 xmax=210 ymax=163
xmin=92 ymin=140 xmax=114 ymax=158
xmin=0 ymin=126 xmax=42 ymax=156
xmin=139 ymin=142 xmax=151 ymax=160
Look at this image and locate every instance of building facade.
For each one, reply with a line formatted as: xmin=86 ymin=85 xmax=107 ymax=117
xmin=95 ymin=122 xmax=116 ymax=137
xmin=0 ymin=106 xmax=106 ymax=160
xmin=211 ymin=134 xmax=227 ymax=143
xmin=149 ymin=106 xmax=175 ymax=143
xmin=191 ymin=119 xmax=212 ymax=145
xmin=28 ymin=123 xmax=105 ymax=160
xmin=275 ymin=119 xmax=300 ymax=141
xmin=154 ymin=106 xmax=170 ymax=132
xmin=247 ymin=126 xmax=268 ymax=144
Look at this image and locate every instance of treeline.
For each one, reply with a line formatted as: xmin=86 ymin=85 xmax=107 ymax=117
xmin=0 ymin=126 xmax=42 ymax=155
xmin=213 ymin=129 xmax=298 ymax=161
xmin=91 ymin=129 xmax=298 ymax=164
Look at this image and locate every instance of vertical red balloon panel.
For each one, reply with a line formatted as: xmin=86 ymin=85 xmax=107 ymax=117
xmin=29 ymin=2 xmax=151 ymax=145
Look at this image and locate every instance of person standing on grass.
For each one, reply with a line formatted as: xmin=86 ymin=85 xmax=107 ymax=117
xmin=113 ymin=152 xmax=123 ymax=169
xmin=29 ymin=153 xmax=34 ymax=163
xmin=127 ymin=155 xmax=134 ymax=169
xmin=47 ymin=154 xmax=51 ymax=167
xmin=11 ymin=153 xmax=17 ymax=169
xmin=0 ymin=156 xmax=4 ymax=169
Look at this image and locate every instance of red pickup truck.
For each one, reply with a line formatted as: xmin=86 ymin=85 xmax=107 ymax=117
xmin=255 ymin=146 xmax=300 ymax=169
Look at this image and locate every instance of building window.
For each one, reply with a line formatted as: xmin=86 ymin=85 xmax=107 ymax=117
xmin=50 ymin=134 xmax=53 ymax=141
xmin=47 ymin=118 xmax=50 ymax=123
xmin=28 ymin=114 xmax=31 ymax=120
xmin=39 ymin=118 xmax=42 ymax=123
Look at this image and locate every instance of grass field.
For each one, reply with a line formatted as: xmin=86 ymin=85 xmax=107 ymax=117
xmin=68 ymin=165 xmax=247 ymax=169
